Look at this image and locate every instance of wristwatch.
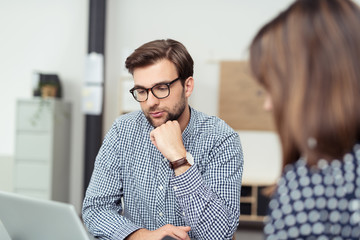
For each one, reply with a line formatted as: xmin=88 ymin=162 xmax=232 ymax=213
xmin=169 ymin=152 xmax=194 ymax=170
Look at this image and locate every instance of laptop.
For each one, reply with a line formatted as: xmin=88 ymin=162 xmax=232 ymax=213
xmin=0 ymin=219 xmax=11 ymax=240
xmin=0 ymin=191 xmax=94 ymax=240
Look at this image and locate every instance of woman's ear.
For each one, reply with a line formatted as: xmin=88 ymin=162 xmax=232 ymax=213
xmin=184 ymin=77 xmax=194 ymax=97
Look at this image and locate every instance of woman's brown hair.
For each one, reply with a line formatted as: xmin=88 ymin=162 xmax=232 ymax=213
xmin=250 ymin=0 xmax=360 ymax=169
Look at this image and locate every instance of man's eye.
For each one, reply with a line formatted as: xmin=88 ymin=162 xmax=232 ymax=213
xmin=155 ymin=85 xmax=168 ymax=91
xmin=137 ymin=89 xmax=147 ymax=95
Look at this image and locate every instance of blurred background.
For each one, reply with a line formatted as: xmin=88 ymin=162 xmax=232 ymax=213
xmin=2 ymin=2 xmax=356 ymax=236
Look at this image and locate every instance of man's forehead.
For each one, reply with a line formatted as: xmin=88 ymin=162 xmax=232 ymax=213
xmin=132 ymin=59 xmax=177 ymax=87
xmin=133 ymin=78 xmax=171 ymax=89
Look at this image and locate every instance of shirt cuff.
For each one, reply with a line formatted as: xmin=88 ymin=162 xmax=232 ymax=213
xmin=111 ymin=222 xmax=142 ymax=240
xmin=170 ymin=164 xmax=204 ymax=197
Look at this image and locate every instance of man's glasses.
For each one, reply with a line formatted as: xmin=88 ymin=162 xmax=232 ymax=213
xmin=129 ymin=77 xmax=181 ymax=102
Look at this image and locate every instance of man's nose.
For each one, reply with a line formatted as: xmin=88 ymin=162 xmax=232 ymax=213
xmin=146 ymin=90 xmax=160 ymax=106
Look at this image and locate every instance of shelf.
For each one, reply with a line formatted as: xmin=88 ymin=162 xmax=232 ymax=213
xmin=239 ymin=215 xmax=265 ymax=222
xmin=240 ymin=184 xmax=270 ymax=223
xmin=240 ymin=196 xmax=256 ymax=203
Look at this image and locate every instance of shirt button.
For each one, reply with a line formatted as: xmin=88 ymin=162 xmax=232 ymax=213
xmin=183 ymin=212 xmax=186 ymax=216
xmin=173 ymin=186 xmax=178 ymax=190
xmin=159 ymin=185 xmax=163 ymax=190
xmin=159 ymin=212 xmax=163 ymax=217
xmin=163 ymin=158 xmax=167 ymax=162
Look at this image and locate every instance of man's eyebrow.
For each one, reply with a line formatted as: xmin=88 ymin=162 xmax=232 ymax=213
xmin=133 ymin=80 xmax=171 ymax=89
xmin=132 ymin=84 xmax=146 ymax=89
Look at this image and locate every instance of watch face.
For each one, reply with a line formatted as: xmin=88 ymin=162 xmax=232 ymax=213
xmin=186 ymin=152 xmax=194 ymax=165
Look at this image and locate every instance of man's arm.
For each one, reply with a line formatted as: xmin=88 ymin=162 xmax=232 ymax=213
xmin=82 ymin=123 xmax=142 ymax=240
xmin=82 ymin=121 xmax=193 ymax=240
xmin=150 ymin=121 xmax=243 ymax=239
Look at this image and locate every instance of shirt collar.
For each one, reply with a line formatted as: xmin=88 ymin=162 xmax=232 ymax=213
xmin=182 ymin=106 xmax=196 ymax=140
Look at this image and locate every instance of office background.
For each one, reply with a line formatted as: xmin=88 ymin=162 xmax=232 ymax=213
xmin=2 ymin=0 xmax=358 ymax=213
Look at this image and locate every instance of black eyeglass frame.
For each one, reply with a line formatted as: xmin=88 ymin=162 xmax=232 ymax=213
xmin=129 ymin=77 xmax=181 ymax=102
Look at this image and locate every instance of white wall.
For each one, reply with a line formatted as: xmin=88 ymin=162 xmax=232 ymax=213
xmin=104 ymin=0 xmax=295 ymax=130
xmin=0 ymin=0 xmax=88 ymax=212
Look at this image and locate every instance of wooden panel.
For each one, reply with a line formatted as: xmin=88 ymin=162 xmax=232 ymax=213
xmin=219 ymin=61 xmax=275 ymax=131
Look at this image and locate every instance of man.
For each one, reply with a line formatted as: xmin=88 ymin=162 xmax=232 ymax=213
xmin=82 ymin=39 xmax=243 ymax=240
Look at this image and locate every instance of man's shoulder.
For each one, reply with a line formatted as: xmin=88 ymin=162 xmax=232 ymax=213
xmin=191 ymin=108 xmax=236 ymax=135
xmin=114 ymin=111 xmax=144 ymax=125
xmin=109 ymin=111 xmax=150 ymax=135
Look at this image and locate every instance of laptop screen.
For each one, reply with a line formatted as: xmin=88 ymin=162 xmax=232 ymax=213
xmin=0 ymin=191 xmax=92 ymax=240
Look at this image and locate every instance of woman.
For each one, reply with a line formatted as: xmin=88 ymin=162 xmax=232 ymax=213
xmin=249 ymin=0 xmax=360 ymax=239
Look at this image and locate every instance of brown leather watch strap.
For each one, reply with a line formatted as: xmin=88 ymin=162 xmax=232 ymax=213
xmin=169 ymin=157 xmax=188 ymax=169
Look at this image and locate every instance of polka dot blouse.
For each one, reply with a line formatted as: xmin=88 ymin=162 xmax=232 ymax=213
xmin=264 ymin=144 xmax=360 ymax=239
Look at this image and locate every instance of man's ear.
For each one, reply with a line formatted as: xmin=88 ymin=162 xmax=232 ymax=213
xmin=184 ymin=77 xmax=194 ymax=97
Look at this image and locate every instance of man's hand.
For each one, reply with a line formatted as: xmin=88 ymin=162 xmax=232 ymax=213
xmin=126 ymin=224 xmax=191 ymax=240
xmin=150 ymin=121 xmax=186 ymax=161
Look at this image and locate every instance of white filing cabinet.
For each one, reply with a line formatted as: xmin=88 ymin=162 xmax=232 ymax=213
xmin=14 ymin=98 xmax=71 ymax=202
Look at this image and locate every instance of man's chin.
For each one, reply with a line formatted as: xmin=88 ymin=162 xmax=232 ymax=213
xmin=147 ymin=116 xmax=167 ymax=128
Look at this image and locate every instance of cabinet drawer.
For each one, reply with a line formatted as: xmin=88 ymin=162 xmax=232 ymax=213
xmin=17 ymin=100 xmax=53 ymax=131
xmin=14 ymin=162 xmax=51 ymax=190
xmin=15 ymin=133 xmax=52 ymax=161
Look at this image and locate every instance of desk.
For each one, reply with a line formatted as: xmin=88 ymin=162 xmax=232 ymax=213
xmin=237 ymin=131 xmax=282 ymax=222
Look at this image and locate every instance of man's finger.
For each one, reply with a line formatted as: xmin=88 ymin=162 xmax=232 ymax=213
xmin=177 ymin=226 xmax=191 ymax=232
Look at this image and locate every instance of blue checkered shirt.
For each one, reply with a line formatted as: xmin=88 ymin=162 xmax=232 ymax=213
xmin=82 ymin=107 xmax=243 ymax=240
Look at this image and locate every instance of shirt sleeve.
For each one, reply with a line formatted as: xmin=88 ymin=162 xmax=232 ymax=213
xmin=82 ymin=123 xmax=141 ymax=240
xmin=170 ymin=132 xmax=243 ymax=240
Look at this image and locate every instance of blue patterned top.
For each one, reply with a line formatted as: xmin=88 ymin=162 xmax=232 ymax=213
xmin=82 ymin=107 xmax=243 ymax=240
xmin=265 ymin=144 xmax=360 ymax=239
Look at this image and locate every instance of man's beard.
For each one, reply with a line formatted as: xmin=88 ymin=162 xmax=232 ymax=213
xmin=145 ymin=92 xmax=186 ymax=128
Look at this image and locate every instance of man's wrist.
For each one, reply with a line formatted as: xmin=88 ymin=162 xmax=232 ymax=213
xmin=169 ymin=152 xmax=194 ymax=170
xmin=174 ymin=163 xmax=192 ymax=176
xmin=169 ymin=157 xmax=188 ymax=169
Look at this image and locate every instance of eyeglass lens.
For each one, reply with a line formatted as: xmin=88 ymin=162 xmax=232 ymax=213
xmin=133 ymin=83 xmax=170 ymax=102
xmin=130 ymin=77 xmax=180 ymax=102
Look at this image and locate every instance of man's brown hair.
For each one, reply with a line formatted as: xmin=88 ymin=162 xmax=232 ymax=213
xmin=125 ymin=39 xmax=194 ymax=85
